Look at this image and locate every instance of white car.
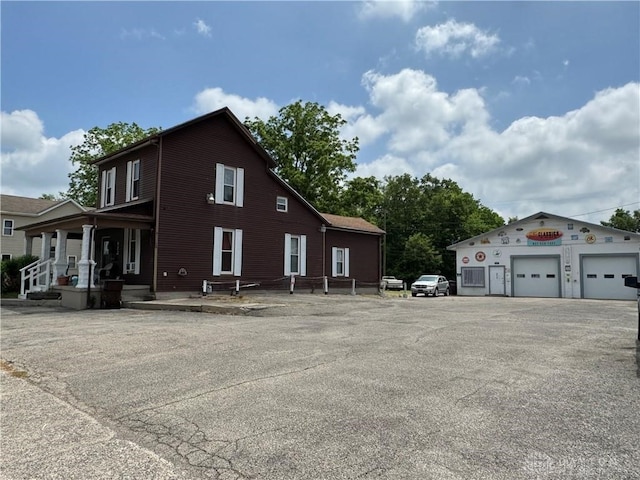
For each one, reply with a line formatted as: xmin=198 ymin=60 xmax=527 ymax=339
xmin=381 ymin=276 xmax=404 ymax=290
xmin=411 ymin=275 xmax=450 ymax=297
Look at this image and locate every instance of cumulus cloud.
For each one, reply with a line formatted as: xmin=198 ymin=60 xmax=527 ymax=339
xmin=191 ymin=87 xmax=279 ymax=121
xmin=1 ymin=110 xmax=85 ymax=197
xmin=353 ymin=70 xmax=639 ymax=222
xmin=358 ymin=0 xmax=436 ymax=22
xmin=415 ymin=19 xmax=500 ymax=58
xmin=193 ymin=18 xmax=212 ymax=37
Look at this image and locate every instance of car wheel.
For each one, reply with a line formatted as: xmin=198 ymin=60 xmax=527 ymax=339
xmin=433 ymin=288 xmax=438 ymax=297
xmin=411 ymin=292 xmax=417 ymax=297
xmin=445 ymin=287 xmax=450 ymax=296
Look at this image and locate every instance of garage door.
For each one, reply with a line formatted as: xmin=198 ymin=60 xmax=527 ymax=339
xmin=582 ymin=255 xmax=638 ymax=300
xmin=513 ymin=256 xmax=561 ymax=298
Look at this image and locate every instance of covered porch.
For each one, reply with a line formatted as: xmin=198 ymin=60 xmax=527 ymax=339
xmin=19 ymin=211 xmax=155 ymax=308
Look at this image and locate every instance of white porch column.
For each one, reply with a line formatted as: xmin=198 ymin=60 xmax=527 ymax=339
xmin=76 ymin=224 xmax=95 ymax=289
xmin=52 ymin=229 xmax=69 ymax=284
xmin=24 ymin=236 xmax=33 ymax=256
xmin=40 ymin=232 xmax=52 ymax=261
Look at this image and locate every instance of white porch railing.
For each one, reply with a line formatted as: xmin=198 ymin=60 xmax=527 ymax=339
xmin=19 ymin=258 xmax=53 ymax=298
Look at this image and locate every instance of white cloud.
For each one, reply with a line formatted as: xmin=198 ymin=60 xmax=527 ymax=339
xmin=1 ymin=110 xmax=85 ymax=197
xmin=358 ymin=0 xmax=435 ymax=22
xmin=351 ymin=71 xmax=639 ymax=222
xmin=192 ymin=87 xmax=279 ymax=121
xmin=194 ymin=18 xmax=211 ymax=37
xmin=512 ymin=75 xmax=531 ymax=87
xmin=415 ymin=19 xmax=500 ymax=58
xmin=120 ymin=27 xmax=165 ymax=40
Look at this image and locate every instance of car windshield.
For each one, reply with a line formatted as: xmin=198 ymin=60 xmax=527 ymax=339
xmin=417 ymin=275 xmax=439 ymax=282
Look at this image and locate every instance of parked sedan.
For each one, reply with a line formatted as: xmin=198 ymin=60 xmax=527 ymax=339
xmin=411 ymin=275 xmax=450 ymax=297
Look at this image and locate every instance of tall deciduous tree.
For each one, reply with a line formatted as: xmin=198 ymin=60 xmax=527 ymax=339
xmin=601 ymin=208 xmax=640 ymax=232
xmin=338 ymin=176 xmax=384 ymax=222
xmin=65 ymin=122 xmax=161 ymax=206
xmin=245 ymin=101 xmax=358 ymax=213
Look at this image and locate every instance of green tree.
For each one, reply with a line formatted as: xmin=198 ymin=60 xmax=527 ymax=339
xmin=338 ymin=176 xmax=383 ymax=222
xmin=39 ymin=193 xmax=62 ymax=201
xmin=245 ymin=101 xmax=358 ymax=213
xmin=399 ymin=233 xmax=443 ymax=284
xmin=65 ymin=122 xmax=161 ymax=206
xmin=601 ymin=208 xmax=640 ymax=233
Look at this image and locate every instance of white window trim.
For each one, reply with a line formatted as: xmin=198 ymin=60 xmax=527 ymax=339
xmin=215 ymin=163 xmax=244 ymax=207
xmin=2 ymin=219 xmax=14 ymax=236
xmin=2 ymin=254 xmax=13 ymax=261
xmin=331 ymin=247 xmax=350 ymax=277
xmin=284 ymin=233 xmax=306 ymax=276
xmin=213 ymin=227 xmax=243 ymax=276
xmin=461 ymin=267 xmax=485 ymax=287
xmin=124 ymin=228 xmax=141 ymax=274
xmin=276 ymin=196 xmax=288 ymax=212
xmin=67 ymin=255 xmax=77 ymax=269
xmin=101 ymin=167 xmax=116 ymax=207
xmin=126 ymin=159 xmax=140 ymax=202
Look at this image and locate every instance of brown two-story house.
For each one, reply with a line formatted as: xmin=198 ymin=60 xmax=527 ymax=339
xmin=20 ymin=107 xmax=384 ymax=299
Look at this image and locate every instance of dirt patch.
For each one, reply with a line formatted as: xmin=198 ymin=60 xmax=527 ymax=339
xmin=0 ymin=359 xmax=29 ymax=378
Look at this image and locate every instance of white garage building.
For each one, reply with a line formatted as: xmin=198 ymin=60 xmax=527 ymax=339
xmin=447 ymin=212 xmax=640 ymax=300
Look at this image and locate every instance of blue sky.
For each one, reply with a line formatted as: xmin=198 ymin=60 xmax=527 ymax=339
xmin=2 ymin=1 xmax=639 ymax=224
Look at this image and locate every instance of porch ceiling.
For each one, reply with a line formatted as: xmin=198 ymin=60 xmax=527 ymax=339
xmin=19 ymin=212 xmax=155 ymax=237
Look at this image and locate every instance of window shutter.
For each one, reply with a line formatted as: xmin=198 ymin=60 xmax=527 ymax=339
xmin=100 ymin=170 xmax=107 ymax=207
xmin=236 ymin=167 xmax=244 ymax=207
xmin=344 ymin=248 xmax=350 ymax=277
xmin=125 ymin=161 xmax=132 ymax=202
xmin=215 ymin=163 xmax=224 ymax=204
xmin=300 ymin=235 xmax=307 ymax=277
xmin=284 ymin=233 xmax=291 ymax=276
xmin=213 ymin=227 xmax=222 ymax=275
xmin=331 ymin=247 xmax=338 ymax=277
xmin=233 ymin=229 xmax=243 ymax=276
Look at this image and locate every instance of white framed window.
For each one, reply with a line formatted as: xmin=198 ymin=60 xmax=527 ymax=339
xmin=2 ymin=219 xmax=14 ymax=236
xmin=124 ymin=228 xmax=141 ymax=274
xmin=100 ymin=166 xmax=116 ymax=207
xmin=213 ymin=227 xmax=243 ymax=276
xmin=332 ymin=247 xmax=350 ymax=277
xmin=126 ymin=159 xmax=140 ymax=202
xmin=215 ymin=163 xmax=244 ymax=207
xmin=276 ymin=196 xmax=288 ymax=212
xmin=284 ymin=234 xmax=306 ymax=276
xmin=67 ymin=255 xmax=77 ymax=269
xmin=2 ymin=254 xmax=12 ymax=261
xmin=461 ymin=267 xmax=485 ymax=287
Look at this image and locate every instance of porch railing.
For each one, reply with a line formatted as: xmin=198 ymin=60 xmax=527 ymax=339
xmin=19 ymin=258 xmax=53 ymax=298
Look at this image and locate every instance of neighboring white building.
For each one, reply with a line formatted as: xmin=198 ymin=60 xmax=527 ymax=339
xmin=1 ymin=194 xmax=87 ymax=275
xmin=447 ymin=212 xmax=640 ymax=300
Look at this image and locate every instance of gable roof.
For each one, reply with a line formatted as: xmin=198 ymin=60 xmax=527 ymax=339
xmin=321 ymin=213 xmax=385 ymax=235
xmin=92 ymin=107 xmax=276 ymax=168
xmin=0 ymin=194 xmax=87 ymax=216
xmin=447 ymin=211 xmax=640 ymax=250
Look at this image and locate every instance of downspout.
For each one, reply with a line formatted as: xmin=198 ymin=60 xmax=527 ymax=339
xmin=152 ymin=137 xmax=162 ymax=294
xmin=321 ymin=224 xmax=326 ymax=278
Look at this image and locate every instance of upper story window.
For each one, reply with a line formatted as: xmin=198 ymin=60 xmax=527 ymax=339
xmin=100 ymin=167 xmax=116 ymax=207
xmin=276 ymin=196 xmax=288 ymax=212
xmin=215 ymin=163 xmax=244 ymax=207
xmin=2 ymin=219 xmax=14 ymax=236
xmin=126 ymin=160 xmax=140 ymax=202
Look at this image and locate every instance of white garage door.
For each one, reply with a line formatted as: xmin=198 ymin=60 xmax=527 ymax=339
xmin=582 ymin=255 xmax=638 ymax=300
xmin=513 ymin=256 xmax=561 ymax=298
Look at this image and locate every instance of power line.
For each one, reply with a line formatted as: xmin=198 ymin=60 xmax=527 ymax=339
xmin=570 ymin=202 xmax=640 ymax=218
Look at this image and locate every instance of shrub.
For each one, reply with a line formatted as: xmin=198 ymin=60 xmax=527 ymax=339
xmin=1 ymin=255 xmax=39 ymax=294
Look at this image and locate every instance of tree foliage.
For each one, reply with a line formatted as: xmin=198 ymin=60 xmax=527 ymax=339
xmin=600 ymin=208 xmax=640 ymax=233
xmin=245 ymin=101 xmax=358 ymax=213
xmin=65 ymin=122 xmax=161 ymax=207
xmin=338 ymin=176 xmax=384 ymax=223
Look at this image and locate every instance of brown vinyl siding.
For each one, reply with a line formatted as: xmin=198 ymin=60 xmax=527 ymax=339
xmin=155 ymin=115 xmax=326 ymax=292
xmin=325 ymin=229 xmax=381 ymax=282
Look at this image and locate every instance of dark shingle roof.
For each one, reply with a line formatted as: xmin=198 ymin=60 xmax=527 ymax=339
xmin=321 ymin=213 xmax=385 ymax=234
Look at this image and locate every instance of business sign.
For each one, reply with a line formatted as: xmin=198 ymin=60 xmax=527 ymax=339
xmin=526 ymin=228 xmax=563 ymax=246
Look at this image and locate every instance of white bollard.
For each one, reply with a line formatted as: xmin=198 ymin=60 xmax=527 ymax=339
xmin=323 ymin=276 xmax=328 ymax=295
xmin=290 ymin=275 xmax=295 ymax=294
xmin=235 ymin=279 xmax=240 ymax=296
xmin=351 ymin=278 xmax=356 ymax=296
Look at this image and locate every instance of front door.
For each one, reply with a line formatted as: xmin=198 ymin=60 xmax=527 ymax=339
xmin=489 ymin=265 xmax=505 ymax=295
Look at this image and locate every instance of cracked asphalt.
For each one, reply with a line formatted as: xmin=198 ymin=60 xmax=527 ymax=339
xmin=1 ymin=295 xmax=639 ymax=479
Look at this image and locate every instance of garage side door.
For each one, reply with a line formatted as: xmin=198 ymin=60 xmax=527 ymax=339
xmin=582 ymin=255 xmax=638 ymax=300
xmin=513 ymin=256 xmax=561 ymax=298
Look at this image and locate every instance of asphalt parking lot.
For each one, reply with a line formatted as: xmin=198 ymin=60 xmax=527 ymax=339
xmin=1 ymin=295 xmax=639 ymax=479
